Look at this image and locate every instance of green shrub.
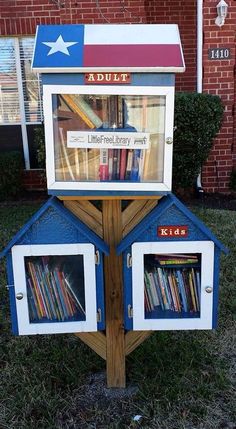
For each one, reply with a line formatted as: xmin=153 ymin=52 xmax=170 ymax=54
xmin=34 ymin=126 xmax=46 ymax=169
xmin=229 ymin=167 xmax=236 ymax=191
xmin=173 ymin=92 xmax=224 ymax=190
xmin=0 ymin=151 xmax=23 ymax=200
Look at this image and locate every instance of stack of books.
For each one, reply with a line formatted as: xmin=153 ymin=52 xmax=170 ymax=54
xmin=144 ymin=254 xmax=201 ymax=314
xmin=25 ymin=257 xmax=86 ymax=322
xmin=99 ymin=148 xmax=144 ymax=182
xmin=54 ymin=94 xmax=160 ymax=183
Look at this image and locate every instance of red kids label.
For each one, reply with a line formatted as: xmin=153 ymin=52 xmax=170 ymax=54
xmin=157 ymin=226 xmax=188 ymax=238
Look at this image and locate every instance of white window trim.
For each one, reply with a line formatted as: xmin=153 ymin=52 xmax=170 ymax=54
xmin=12 ymin=243 xmax=98 ymax=335
xmin=43 ymin=84 xmax=175 ymax=193
xmin=0 ymin=37 xmax=43 ymax=169
xmin=14 ymin=39 xmax=30 ymax=170
xmin=131 ymin=241 xmax=214 ymax=331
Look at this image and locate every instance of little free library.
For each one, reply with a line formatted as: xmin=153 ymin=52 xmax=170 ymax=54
xmin=1 ymin=24 xmax=228 ymax=388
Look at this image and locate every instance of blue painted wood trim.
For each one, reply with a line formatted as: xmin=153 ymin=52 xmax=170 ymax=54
xmin=0 ymin=197 xmax=109 ymax=258
xmin=50 ymin=198 xmax=109 ymax=255
xmin=117 ymin=195 xmax=173 ymax=254
xmin=42 ymin=73 xmax=175 ymax=87
xmin=124 ymin=250 xmax=133 ymax=330
xmin=116 ymin=193 xmax=229 ymax=255
xmin=48 ymin=190 xmax=168 ymax=198
xmin=7 ymin=254 xmax=18 ymax=335
xmin=212 ymin=246 xmax=221 ymax=329
xmin=96 ymin=253 xmax=105 ymax=330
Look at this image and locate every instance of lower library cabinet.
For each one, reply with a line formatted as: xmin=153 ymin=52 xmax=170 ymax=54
xmin=116 ymin=194 xmax=228 ymax=331
xmin=12 ymin=243 xmax=100 ymax=335
xmin=132 ymin=241 xmax=214 ymax=331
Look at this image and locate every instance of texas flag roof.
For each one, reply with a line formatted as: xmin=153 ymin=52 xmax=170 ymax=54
xmin=32 ymin=24 xmax=185 ymax=73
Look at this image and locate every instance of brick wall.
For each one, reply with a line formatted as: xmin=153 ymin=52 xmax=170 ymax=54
xmin=0 ymin=0 xmax=196 ymax=92
xmin=201 ymin=0 xmax=236 ymax=193
xmin=145 ymin=0 xmax=197 ymax=92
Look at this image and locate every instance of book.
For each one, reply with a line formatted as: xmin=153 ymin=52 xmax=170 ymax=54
xmin=99 ymin=148 xmax=109 ymax=181
xmin=119 ymin=149 xmax=127 ymax=180
xmin=157 ymin=268 xmax=169 ymax=310
xmin=25 ymin=257 xmax=86 ymax=322
xmin=125 ymin=149 xmax=133 ymax=180
xmin=130 ymin=149 xmax=141 ymax=181
xmin=144 ymin=255 xmax=201 ymax=315
xmin=108 ymin=149 xmax=113 ymax=180
xmin=188 ymin=271 xmax=197 ymax=312
xmin=147 ymin=272 xmax=160 ymax=307
xmin=61 ymin=94 xmax=102 ymax=129
xmin=112 ymin=149 xmax=120 ymax=180
xmin=153 ymin=269 xmax=165 ymax=310
xmin=176 ymin=269 xmax=188 ymax=312
xmin=144 ymin=271 xmax=154 ymax=311
xmin=192 ymin=268 xmax=200 ymax=311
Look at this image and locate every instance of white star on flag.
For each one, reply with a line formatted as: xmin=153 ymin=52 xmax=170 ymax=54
xmin=42 ymin=35 xmax=79 ymax=56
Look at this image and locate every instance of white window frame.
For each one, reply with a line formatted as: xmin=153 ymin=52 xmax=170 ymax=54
xmin=12 ymin=243 xmax=98 ymax=335
xmin=43 ymin=84 xmax=175 ymax=193
xmin=132 ymin=241 xmax=214 ymax=331
xmin=0 ymin=37 xmax=43 ymax=169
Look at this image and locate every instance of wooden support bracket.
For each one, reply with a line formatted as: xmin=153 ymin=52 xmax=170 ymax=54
xmin=63 ymin=197 xmax=162 ymax=388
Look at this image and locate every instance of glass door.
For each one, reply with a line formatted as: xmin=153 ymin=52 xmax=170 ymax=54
xmin=44 ymin=85 xmax=174 ymax=193
xmin=12 ymin=243 xmax=98 ymax=335
xmin=131 ymin=241 xmax=214 ymax=331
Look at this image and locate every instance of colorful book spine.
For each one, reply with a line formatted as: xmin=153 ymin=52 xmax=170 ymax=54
xmin=25 ymin=258 xmax=86 ymax=322
xmin=125 ymin=149 xmax=133 ymax=180
xmin=119 ymin=149 xmax=127 ymax=180
xmin=144 ymin=257 xmax=201 ymax=315
xmin=108 ymin=149 xmax=113 ymax=180
xmin=112 ymin=149 xmax=120 ymax=180
xmin=99 ymin=149 xmax=109 ymax=181
xmin=130 ymin=149 xmax=141 ymax=181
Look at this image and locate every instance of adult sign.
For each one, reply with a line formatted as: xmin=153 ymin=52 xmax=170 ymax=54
xmin=85 ymin=73 xmax=131 ymax=84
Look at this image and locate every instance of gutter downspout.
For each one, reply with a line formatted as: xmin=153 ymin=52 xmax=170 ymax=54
xmin=196 ymin=0 xmax=204 ymax=194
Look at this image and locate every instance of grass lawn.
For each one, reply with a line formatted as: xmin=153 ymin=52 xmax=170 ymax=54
xmin=0 ymin=201 xmax=235 ymax=429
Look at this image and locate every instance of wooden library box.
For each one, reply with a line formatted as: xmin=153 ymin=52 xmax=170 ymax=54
xmin=117 ymin=194 xmax=228 ymax=331
xmin=0 ymin=198 xmax=108 ymax=335
xmin=32 ymin=23 xmax=185 ymax=197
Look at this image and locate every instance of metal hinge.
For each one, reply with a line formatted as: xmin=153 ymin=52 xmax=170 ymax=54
xmin=6 ymin=285 xmax=14 ymax=290
xmin=127 ymin=253 xmax=132 ymax=268
xmin=95 ymin=250 xmax=100 ymax=265
xmin=127 ymin=304 xmax=133 ymax=319
xmin=97 ymin=308 xmax=102 ymax=322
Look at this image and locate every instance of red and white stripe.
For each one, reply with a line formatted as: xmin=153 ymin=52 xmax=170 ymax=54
xmin=83 ymin=24 xmax=185 ymax=71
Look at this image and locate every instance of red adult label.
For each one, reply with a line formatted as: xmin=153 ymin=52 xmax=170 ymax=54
xmin=85 ymin=72 xmax=131 ymax=84
xmin=157 ymin=226 xmax=188 ymax=238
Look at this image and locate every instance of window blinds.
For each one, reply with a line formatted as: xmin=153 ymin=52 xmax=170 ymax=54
xmin=0 ymin=37 xmax=43 ymax=125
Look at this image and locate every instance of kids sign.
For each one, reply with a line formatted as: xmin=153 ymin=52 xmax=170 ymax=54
xmin=67 ymin=131 xmax=150 ymax=149
xmin=158 ymin=226 xmax=188 ymax=238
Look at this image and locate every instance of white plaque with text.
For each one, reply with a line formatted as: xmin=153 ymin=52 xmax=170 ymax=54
xmin=67 ymin=131 xmax=150 ymax=149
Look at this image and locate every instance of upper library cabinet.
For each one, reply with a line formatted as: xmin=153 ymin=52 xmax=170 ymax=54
xmin=32 ymin=24 xmax=185 ymax=196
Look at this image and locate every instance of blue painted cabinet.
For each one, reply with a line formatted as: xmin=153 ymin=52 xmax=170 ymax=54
xmin=31 ymin=23 xmax=186 ymax=197
xmin=117 ymin=194 xmax=228 ymax=331
xmin=1 ymin=198 xmax=109 ymax=335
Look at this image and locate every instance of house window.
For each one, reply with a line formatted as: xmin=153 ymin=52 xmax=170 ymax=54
xmin=0 ymin=37 xmax=43 ymax=168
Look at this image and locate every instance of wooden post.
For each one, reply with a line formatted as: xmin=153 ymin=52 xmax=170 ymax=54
xmin=103 ymin=200 xmax=126 ymax=388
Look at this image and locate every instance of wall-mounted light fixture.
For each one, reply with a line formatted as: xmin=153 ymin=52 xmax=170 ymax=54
xmin=215 ymin=0 xmax=228 ymax=27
